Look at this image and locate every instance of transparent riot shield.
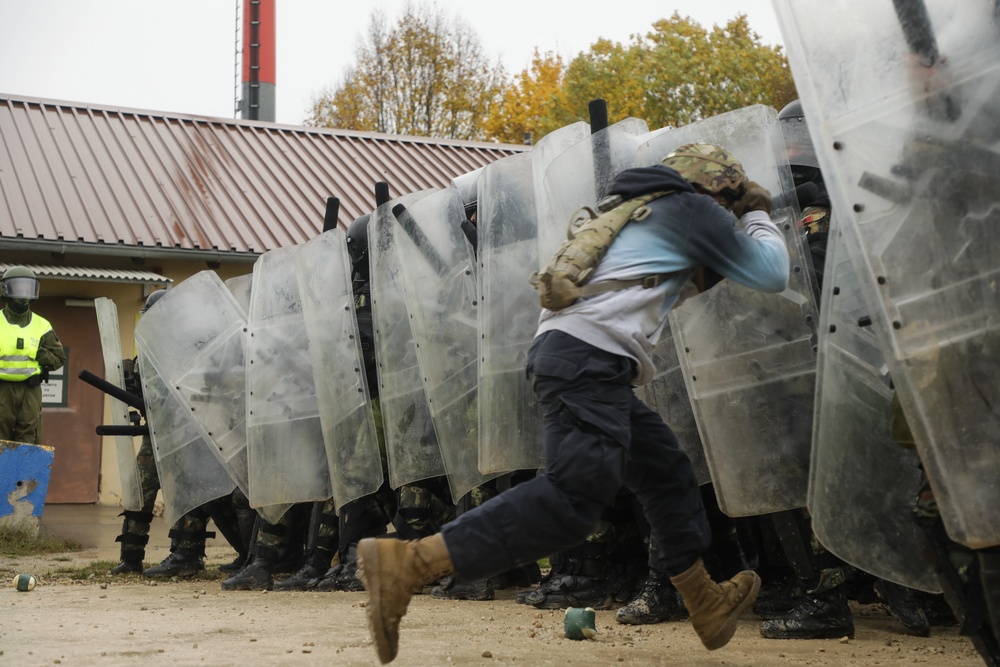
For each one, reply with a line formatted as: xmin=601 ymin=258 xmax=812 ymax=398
xmin=809 ymin=223 xmax=938 ymax=593
xmin=225 ymin=274 xmax=252 ymax=316
xmin=537 ymin=118 xmax=651 ymax=260
xmin=295 ymin=229 xmax=384 ymax=511
xmin=634 ymin=105 xmax=819 ymax=516
xmin=774 ymin=0 xmax=1000 ymax=548
xmin=94 ymin=297 xmax=143 ymax=510
xmin=246 ymin=245 xmax=330 ymax=522
xmin=134 ymin=290 xmax=237 ymax=525
xmin=370 ymin=191 xmax=448 ymax=490
xmin=478 ymin=123 xmax=590 ymax=474
xmin=141 ymin=271 xmax=251 ymax=498
xmin=391 ymin=187 xmax=498 ymax=503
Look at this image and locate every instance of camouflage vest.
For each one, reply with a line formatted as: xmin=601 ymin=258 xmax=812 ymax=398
xmin=530 ymin=190 xmax=678 ymax=311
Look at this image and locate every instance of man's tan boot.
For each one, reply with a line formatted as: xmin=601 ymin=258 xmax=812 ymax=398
xmin=669 ymin=558 xmax=761 ymax=650
xmin=357 ymin=534 xmax=454 ymax=664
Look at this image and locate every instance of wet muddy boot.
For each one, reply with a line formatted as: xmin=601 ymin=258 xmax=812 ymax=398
xmin=221 ymin=557 xmax=275 ymax=591
xmin=616 ymin=569 xmax=689 ymax=625
xmin=521 ymin=553 xmax=612 ymax=610
xmin=110 ymin=510 xmax=153 ymax=575
xmin=875 ymin=579 xmax=931 ymax=637
xmin=759 ymin=586 xmax=855 ymax=639
xmin=670 ymin=557 xmax=761 ymax=650
xmin=357 ymin=534 xmax=454 ymax=664
xmin=143 ymin=549 xmax=205 ymax=578
xmin=431 ymin=576 xmax=495 ymax=601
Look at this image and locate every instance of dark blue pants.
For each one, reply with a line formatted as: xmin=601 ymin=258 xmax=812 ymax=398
xmin=442 ymin=330 xmax=710 ymax=581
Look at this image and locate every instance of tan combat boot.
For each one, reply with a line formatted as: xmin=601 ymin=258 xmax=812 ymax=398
xmin=357 ymin=534 xmax=454 ymax=664
xmin=670 ymin=557 xmax=761 ymax=650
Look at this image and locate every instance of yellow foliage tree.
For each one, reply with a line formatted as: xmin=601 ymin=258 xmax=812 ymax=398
xmin=492 ymin=13 xmax=797 ymax=141
xmin=483 ymin=50 xmax=568 ymax=145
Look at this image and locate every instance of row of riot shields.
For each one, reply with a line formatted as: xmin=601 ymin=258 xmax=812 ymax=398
xmin=773 ymin=0 xmax=1000 ymax=553
xmin=105 ymin=97 xmax=947 ymax=593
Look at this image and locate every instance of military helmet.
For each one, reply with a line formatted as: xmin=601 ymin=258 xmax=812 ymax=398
xmin=1 ymin=266 xmax=40 ymax=300
xmin=451 ymin=167 xmax=483 ymax=221
xmin=662 ymin=143 xmax=746 ymax=197
xmin=345 ymin=213 xmax=372 ymax=272
xmin=141 ymin=288 xmax=168 ymax=314
xmin=778 ymin=99 xmax=820 ymax=171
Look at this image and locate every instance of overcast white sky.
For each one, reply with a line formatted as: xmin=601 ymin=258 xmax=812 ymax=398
xmin=0 ymin=1 xmax=786 ymax=127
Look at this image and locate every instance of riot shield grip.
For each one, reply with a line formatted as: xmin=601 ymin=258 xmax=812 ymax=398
xmin=78 ymin=369 xmax=145 ymax=414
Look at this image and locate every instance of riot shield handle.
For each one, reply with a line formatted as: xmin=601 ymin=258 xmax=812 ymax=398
xmin=891 ymin=0 xmax=960 ymax=121
xmin=96 ymin=424 xmax=149 ymax=437
xmin=392 ymin=203 xmax=449 ymax=277
xmin=322 ymin=196 xmax=340 ymax=233
xmin=78 ymin=369 xmax=145 ymax=414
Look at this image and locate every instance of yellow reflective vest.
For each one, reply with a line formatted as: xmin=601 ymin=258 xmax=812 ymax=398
xmin=0 ymin=312 xmax=53 ymax=381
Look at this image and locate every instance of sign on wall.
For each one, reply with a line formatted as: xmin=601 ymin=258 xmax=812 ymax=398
xmin=41 ymin=346 xmax=68 ymax=408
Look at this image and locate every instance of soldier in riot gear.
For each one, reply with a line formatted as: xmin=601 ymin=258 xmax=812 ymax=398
xmin=110 ymin=289 xmax=252 ymax=577
xmin=754 ymin=100 xmax=931 ymax=640
xmin=357 ymin=143 xmax=790 ymax=664
xmin=0 ymin=266 xmax=66 ymax=444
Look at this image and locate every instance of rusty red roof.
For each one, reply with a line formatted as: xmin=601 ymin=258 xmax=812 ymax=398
xmin=0 ymin=95 xmax=526 ymax=258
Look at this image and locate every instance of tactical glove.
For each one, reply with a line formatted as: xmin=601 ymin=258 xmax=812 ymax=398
xmin=732 ymin=181 xmax=772 ymax=217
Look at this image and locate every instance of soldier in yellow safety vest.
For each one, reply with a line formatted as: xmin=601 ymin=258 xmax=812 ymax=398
xmin=0 ymin=266 xmax=66 ymax=444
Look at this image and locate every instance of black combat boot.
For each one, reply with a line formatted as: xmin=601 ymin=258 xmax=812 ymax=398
xmin=143 ymin=549 xmax=205 ymax=578
xmin=144 ymin=514 xmax=212 ymax=578
xmin=518 ymin=551 xmax=612 ymax=610
xmin=334 ymin=544 xmax=365 ymax=592
xmin=274 ymin=546 xmax=336 ymax=592
xmin=752 ymin=576 xmax=805 ymax=619
xmin=759 ymin=586 xmax=855 ymax=639
xmin=110 ymin=510 xmax=153 ymax=575
xmin=221 ymin=557 xmax=275 ymax=591
xmin=615 ymin=569 xmax=689 ymax=625
xmin=432 ymin=576 xmax=495 ymax=601
xmin=875 ymin=579 xmax=931 ymax=637
xmin=308 ymin=562 xmax=344 ymax=592
xmin=273 ymin=562 xmax=329 ymax=592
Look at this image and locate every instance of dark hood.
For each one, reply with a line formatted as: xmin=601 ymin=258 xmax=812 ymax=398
xmin=605 ymin=165 xmax=695 ymax=199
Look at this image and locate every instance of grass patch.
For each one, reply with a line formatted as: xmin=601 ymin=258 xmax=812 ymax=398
xmin=0 ymin=525 xmax=81 ymax=557
xmin=48 ymin=560 xmax=118 ymax=580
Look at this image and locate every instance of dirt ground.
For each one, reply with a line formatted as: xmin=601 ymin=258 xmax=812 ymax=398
xmin=0 ymin=545 xmax=986 ymax=667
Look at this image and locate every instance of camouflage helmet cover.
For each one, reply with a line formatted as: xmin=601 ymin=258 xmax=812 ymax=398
xmin=662 ymin=143 xmax=746 ymax=196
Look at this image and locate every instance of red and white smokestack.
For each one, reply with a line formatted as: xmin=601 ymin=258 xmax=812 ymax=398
xmin=240 ymin=0 xmax=275 ymax=122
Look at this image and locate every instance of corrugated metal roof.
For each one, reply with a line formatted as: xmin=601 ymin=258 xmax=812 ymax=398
xmin=0 ymin=262 xmax=170 ymax=284
xmin=0 ymin=95 xmax=527 ymax=257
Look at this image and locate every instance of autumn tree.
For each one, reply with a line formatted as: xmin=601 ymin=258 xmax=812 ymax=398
xmin=305 ymin=2 xmax=505 ymax=141
xmin=524 ymin=13 xmax=797 ymax=138
xmin=483 ymin=50 xmax=568 ymax=145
